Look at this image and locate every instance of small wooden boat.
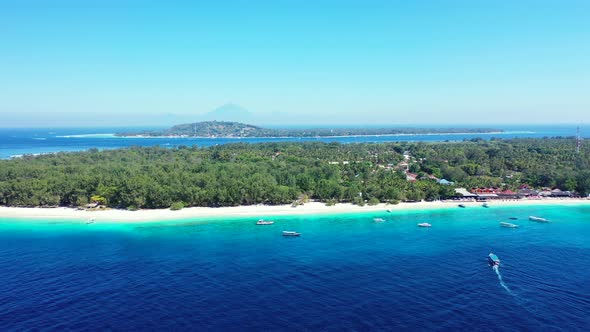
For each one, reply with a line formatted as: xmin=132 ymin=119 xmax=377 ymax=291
xmin=256 ymin=219 xmax=274 ymax=225
xmin=373 ymin=218 xmax=386 ymax=223
xmin=387 ymin=209 xmax=392 ymax=213
xmin=529 ymin=216 xmax=549 ymax=223
xmin=417 ymin=223 xmax=431 ymax=227
xmin=482 ymin=203 xmax=489 ymax=208
xmin=500 ymin=222 xmax=519 ymax=228
xmin=488 ymin=253 xmax=500 ymax=267
xmin=282 ymin=231 xmax=300 ymax=237
xmin=458 ymin=204 xmax=466 ymax=208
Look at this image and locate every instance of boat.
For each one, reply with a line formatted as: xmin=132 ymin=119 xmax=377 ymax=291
xmin=488 ymin=253 xmax=500 ymax=267
xmin=482 ymin=203 xmax=489 ymax=208
xmin=387 ymin=209 xmax=392 ymax=213
xmin=509 ymin=217 xmax=518 ymax=220
xmin=282 ymin=231 xmax=300 ymax=237
xmin=417 ymin=223 xmax=431 ymax=227
xmin=86 ymin=218 xmax=95 ymax=224
xmin=373 ymin=218 xmax=386 ymax=223
xmin=256 ymin=219 xmax=274 ymax=225
xmin=500 ymin=222 xmax=519 ymax=228
xmin=529 ymin=216 xmax=549 ymax=223
xmin=458 ymin=204 xmax=466 ymax=208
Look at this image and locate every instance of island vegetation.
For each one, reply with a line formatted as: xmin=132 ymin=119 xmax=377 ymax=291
xmin=0 ymin=138 xmax=587 ymax=209
xmin=115 ymin=121 xmax=503 ymax=138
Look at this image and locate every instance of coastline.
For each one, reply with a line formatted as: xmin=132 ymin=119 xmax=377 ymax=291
xmin=112 ymin=131 xmax=519 ymax=139
xmin=0 ymin=198 xmax=588 ymax=223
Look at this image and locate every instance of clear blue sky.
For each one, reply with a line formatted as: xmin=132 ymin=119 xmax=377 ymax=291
xmin=1 ymin=0 xmax=589 ymax=127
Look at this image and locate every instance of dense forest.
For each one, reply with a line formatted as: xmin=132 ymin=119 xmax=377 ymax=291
xmin=116 ymin=121 xmax=503 ymax=138
xmin=0 ymin=138 xmax=588 ymax=209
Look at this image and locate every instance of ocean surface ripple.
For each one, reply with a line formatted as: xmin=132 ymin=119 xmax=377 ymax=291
xmin=0 ymin=205 xmax=589 ymax=331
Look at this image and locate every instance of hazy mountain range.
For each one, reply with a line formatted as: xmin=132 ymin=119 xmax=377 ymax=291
xmin=200 ymin=104 xmax=254 ymax=123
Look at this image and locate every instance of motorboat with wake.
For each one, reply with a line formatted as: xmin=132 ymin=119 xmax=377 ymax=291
xmin=256 ymin=219 xmax=274 ymax=225
xmin=417 ymin=223 xmax=431 ymax=227
xmin=529 ymin=216 xmax=549 ymax=223
xmin=373 ymin=218 xmax=386 ymax=223
xmin=488 ymin=253 xmax=500 ymax=267
xmin=500 ymin=222 xmax=519 ymax=228
xmin=282 ymin=231 xmax=300 ymax=237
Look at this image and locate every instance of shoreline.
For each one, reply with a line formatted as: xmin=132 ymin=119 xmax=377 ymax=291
xmin=0 ymin=198 xmax=589 ymax=223
xmin=113 ymin=131 xmax=517 ymax=139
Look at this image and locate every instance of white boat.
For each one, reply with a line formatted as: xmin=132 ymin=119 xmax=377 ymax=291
xmin=488 ymin=253 xmax=500 ymax=267
xmin=529 ymin=216 xmax=549 ymax=223
xmin=256 ymin=219 xmax=274 ymax=225
xmin=500 ymin=222 xmax=519 ymax=228
xmin=86 ymin=218 xmax=95 ymax=224
xmin=282 ymin=231 xmax=300 ymax=237
xmin=417 ymin=223 xmax=431 ymax=227
xmin=373 ymin=218 xmax=386 ymax=223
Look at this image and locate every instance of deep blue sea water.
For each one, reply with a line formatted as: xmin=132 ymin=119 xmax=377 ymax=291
xmin=0 ymin=125 xmax=585 ymax=159
xmin=1 ymin=204 xmax=589 ymax=331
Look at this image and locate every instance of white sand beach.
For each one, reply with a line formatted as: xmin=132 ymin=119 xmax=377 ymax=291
xmin=0 ymin=198 xmax=588 ymax=223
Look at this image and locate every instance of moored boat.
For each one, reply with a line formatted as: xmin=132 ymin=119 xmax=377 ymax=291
xmin=417 ymin=222 xmax=431 ymax=227
xmin=500 ymin=222 xmax=519 ymax=228
xmin=509 ymin=217 xmax=518 ymax=220
xmin=86 ymin=218 xmax=95 ymax=224
xmin=256 ymin=219 xmax=274 ymax=225
xmin=488 ymin=253 xmax=500 ymax=267
xmin=482 ymin=203 xmax=489 ymax=208
xmin=282 ymin=231 xmax=300 ymax=237
xmin=529 ymin=216 xmax=549 ymax=223
xmin=373 ymin=218 xmax=386 ymax=223
xmin=458 ymin=204 xmax=466 ymax=208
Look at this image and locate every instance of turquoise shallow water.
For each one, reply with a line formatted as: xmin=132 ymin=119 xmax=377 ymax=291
xmin=1 ymin=204 xmax=589 ymax=331
xmin=1 ymin=126 xmax=584 ymax=159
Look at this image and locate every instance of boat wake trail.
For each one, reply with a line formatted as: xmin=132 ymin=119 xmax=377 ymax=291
xmin=492 ymin=266 xmax=543 ymax=326
xmin=493 ymin=266 xmax=514 ymax=296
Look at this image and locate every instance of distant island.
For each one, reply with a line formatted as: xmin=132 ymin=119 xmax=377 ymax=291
xmin=115 ymin=121 xmax=504 ymax=138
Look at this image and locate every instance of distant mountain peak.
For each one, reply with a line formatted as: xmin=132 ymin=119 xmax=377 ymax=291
xmin=203 ymin=103 xmax=252 ymax=122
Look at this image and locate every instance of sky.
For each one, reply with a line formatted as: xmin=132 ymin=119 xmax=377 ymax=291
xmin=0 ymin=0 xmax=589 ymax=127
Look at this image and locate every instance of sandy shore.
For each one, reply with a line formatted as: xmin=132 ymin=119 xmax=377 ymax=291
xmin=0 ymin=198 xmax=589 ymax=223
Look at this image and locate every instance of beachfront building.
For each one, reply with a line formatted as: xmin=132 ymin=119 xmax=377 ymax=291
xmin=454 ymin=188 xmax=477 ymax=199
xmin=497 ymin=189 xmax=518 ymax=199
xmin=549 ymin=189 xmax=573 ymax=197
xmin=471 ymin=187 xmax=501 ymax=195
xmin=517 ymin=188 xmax=539 ymax=197
xmin=475 ymin=193 xmax=498 ymax=201
xmin=538 ymin=190 xmax=553 ymax=197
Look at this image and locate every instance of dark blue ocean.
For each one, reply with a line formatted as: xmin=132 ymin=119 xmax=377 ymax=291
xmin=1 ymin=204 xmax=589 ymax=331
xmin=0 ymin=125 xmax=585 ymax=159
